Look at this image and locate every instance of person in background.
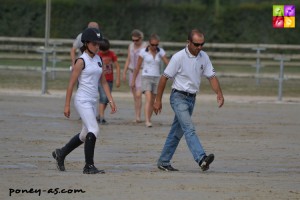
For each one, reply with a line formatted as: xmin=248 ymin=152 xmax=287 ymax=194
xmin=97 ymin=38 xmax=120 ymax=124
xmin=153 ymin=29 xmax=224 ymax=172
xmin=52 ymin=28 xmax=117 ymax=174
xmin=131 ymin=33 xmax=169 ymax=127
xmin=70 ymin=21 xmax=99 ymax=70
xmin=123 ymin=29 xmax=147 ymax=123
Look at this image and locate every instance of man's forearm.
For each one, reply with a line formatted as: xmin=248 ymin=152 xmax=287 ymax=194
xmin=156 ymin=75 xmax=168 ymax=102
xmin=210 ymin=76 xmax=223 ymax=95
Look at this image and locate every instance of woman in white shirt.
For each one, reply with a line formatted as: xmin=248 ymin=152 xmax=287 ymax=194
xmin=131 ymin=33 xmax=169 ymax=127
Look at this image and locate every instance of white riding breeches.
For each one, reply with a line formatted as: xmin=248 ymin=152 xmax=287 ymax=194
xmin=74 ymin=97 xmax=99 ymax=142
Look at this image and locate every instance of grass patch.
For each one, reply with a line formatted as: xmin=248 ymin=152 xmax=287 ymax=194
xmin=214 ymin=65 xmax=300 ymax=74
xmin=1 ymin=69 xmax=299 ymax=97
xmin=0 ymin=59 xmax=71 ymax=69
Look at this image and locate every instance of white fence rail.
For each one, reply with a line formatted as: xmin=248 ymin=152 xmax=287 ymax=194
xmin=1 ymin=37 xmax=299 ymax=101
xmin=1 ymin=36 xmax=300 ymax=67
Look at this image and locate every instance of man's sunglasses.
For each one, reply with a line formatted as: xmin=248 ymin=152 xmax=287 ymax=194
xmin=190 ymin=41 xmax=205 ymax=47
xmin=132 ymin=38 xmax=140 ymax=42
xmin=150 ymin=43 xmax=159 ymax=46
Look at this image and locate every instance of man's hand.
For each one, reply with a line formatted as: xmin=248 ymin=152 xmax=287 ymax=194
xmin=153 ymin=100 xmax=162 ymax=115
xmin=217 ymin=93 xmax=224 ymax=108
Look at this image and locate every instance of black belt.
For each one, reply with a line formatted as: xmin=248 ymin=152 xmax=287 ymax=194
xmin=172 ymin=89 xmax=196 ymax=97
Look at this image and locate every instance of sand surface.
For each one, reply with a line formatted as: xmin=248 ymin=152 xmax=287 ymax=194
xmin=0 ymin=89 xmax=299 ymax=200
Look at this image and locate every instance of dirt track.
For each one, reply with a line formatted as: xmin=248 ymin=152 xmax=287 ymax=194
xmin=0 ymin=89 xmax=299 ymax=200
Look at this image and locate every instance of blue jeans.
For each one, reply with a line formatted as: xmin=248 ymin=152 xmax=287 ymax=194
xmin=157 ymin=91 xmax=206 ymax=166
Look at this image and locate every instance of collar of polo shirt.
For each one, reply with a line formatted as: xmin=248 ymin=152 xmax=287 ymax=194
xmin=185 ymin=45 xmax=202 ymax=58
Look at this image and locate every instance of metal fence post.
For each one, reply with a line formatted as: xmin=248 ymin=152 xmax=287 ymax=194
xmin=274 ymin=55 xmax=290 ymax=101
xmin=50 ymin=41 xmax=62 ymax=80
xmin=41 ymin=0 xmax=51 ymax=94
xmin=252 ymin=47 xmax=265 ymax=85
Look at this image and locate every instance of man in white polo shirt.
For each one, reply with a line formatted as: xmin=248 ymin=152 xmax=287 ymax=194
xmin=153 ymin=29 xmax=224 ymax=172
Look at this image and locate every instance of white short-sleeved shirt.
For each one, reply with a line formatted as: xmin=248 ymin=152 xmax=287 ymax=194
xmin=75 ymin=52 xmax=103 ymax=100
xmin=163 ymin=46 xmax=215 ymax=94
xmin=139 ymin=47 xmax=166 ymax=77
xmin=73 ymin=33 xmax=83 ymax=57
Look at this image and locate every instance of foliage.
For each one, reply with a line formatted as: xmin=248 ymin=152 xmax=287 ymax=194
xmin=0 ymin=0 xmax=299 ymax=44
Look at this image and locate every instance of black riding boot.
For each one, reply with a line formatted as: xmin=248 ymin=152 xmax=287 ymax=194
xmin=83 ymin=132 xmax=105 ymax=174
xmin=52 ymin=133 xmax=83 ymax=171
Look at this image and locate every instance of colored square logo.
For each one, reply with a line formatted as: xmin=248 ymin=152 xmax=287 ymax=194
xmin=273 ymin=5 xmax=284 ymax=16
xmin=273 ymin=5 xmax=295 ymax=28
xmin=273 ymin=16 xmax=284 ymax=28
xmin=284 ymin=5 xmax=295 ymax=17
xmin=284 ymin=17 xmax=295 ymax=28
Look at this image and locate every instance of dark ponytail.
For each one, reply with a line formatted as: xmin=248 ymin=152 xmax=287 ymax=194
xmin=80 ymin=43 xmax=87 ymax=53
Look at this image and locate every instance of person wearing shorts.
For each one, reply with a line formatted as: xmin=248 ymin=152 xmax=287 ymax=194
xmin=97 ymin=38 xmax=120 ymax=124
xmin=131 ymin=33 xmax=169 ymax=127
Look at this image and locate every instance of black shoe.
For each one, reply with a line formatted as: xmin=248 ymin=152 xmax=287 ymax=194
xmin=199 ymin=154 xmax=214 ymax=171
xmin=96 ymin=116 xmax=100 ymax=123
xmin=52 ymin=149 xmax=65 ymax=171
xmin=101 ymin=119 xmax=107 ymax=125
xmin=158 ymin=165 xmax=179 ymax=172
xmin=83 ymin=164 xmax=105 ymax=174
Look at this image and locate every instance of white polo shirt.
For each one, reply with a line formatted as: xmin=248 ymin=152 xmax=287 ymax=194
xmin=163 ymin=46 xmax=215 ymax=94
xmin=139 ymin=47 xmax=166 ymax=77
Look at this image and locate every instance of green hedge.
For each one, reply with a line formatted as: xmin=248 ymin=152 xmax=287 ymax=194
xmin=0 ymin=0 xmax=299 ymax=44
